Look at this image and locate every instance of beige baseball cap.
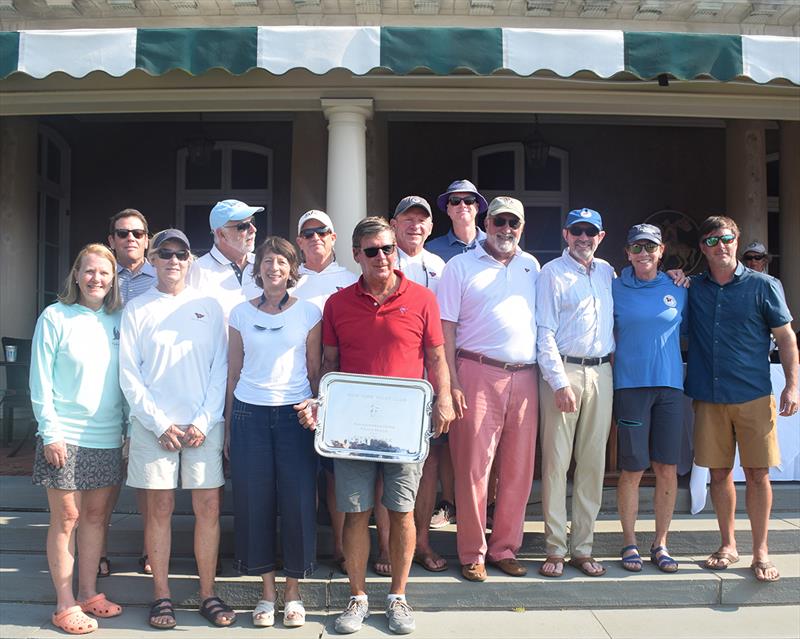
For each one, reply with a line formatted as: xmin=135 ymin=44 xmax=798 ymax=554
xmin=486 ymin=196 xmax=524 ymax=221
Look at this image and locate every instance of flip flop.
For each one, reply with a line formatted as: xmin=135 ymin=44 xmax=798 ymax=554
xmin=52 ymin=606 xmax=98 ymax=635
xmin=138 ymin=554 xmax=152 ymax=575
xmin=620 ymin=545 xmax=642 ymax=573
xmin=568 ymin=556 xmax=606 ymax=577
xmin=751 ymin=560 xmax=780 ymax=582
xmin=96 ymin=557 xmax=111 ymax=578
xmin=373 ymin=558 xmax=392 ymax=577
xmin=78 ymin=593 xmax=122 ymax=618
xmin=703 ymin=550 xmax=739 ymax=570
xmin=538 ymin=556 xmax=564 ymax=578
xmin=413 ymin=551 xmax=448 ymax=573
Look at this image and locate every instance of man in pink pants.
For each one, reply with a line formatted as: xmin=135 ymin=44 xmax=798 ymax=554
xmin=437 ymin=196 xmax=541 ymax=582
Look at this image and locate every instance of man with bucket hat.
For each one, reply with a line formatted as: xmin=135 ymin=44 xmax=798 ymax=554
xmin=426 ymin=179 xmax=488 ymax=264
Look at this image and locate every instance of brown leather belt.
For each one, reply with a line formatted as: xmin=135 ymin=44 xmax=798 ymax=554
xmin=562 ymin=354 xmax=612 ymax=366
xmin=456 ymin=349 xmax=536 ymax=372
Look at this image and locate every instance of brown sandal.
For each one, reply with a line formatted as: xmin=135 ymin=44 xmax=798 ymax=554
xmin=538 ymin=556 xmax=564 ymax=578
xmin=568 ymin=556 xmax=606 ymax=576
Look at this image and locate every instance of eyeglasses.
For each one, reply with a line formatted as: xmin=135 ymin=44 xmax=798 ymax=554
xmin=628 ymin=243 xmax=660 ymax=254
xmin=489 ymin=216 xmax=522 ymax=229
xmin=156 ymin=248 xmax=190 ymax=261
xmin=360 ymin=244 xmax=396 ymax=258
xmin=448 ymin=196 xmax=477 ymax=207
xmin=114 ymin=229 xmax=147 ymax=239
xmin=224 ymin=220 xmax=254 ymax=233
xmin=300 ymin=226 xmax=332 ymax=239
xmin=568 ymin=226 xmax=600 ymax=237
xmin=743 ymin=253 xmax=767 ymax=261
xmin=702 ymin=234 xmax=735 ymax=247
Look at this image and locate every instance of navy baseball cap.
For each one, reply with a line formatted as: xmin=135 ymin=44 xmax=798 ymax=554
xmin=627 ymin=223 xmax=662 ymax=244
xmin=565 ymin=208 xmax=603 ymax=231
xmin=152 ymin=228 xmax=190 ymax=250
xmin=436 ymin=179 xmax=489 ymax=214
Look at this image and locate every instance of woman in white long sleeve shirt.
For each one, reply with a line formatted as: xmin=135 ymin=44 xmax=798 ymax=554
xmin=119 ymin=229 xmax=234 ymax=630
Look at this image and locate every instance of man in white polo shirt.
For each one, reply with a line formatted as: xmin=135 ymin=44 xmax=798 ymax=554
xmin=186 ymin=199 xmax=263 ymax=320
xmin=438 ymin=196 xmax=540 ymax=582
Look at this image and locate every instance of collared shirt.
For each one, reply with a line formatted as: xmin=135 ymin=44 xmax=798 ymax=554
xmin=685 ymin=262 xmax=791 ymax=404
xmin=396 ymin=247 xmax=446 ymax=293
xmin=322 ymin=270 xmax=443 ymax=379
xmin=425 ymin=227 xmax=487 ymax=263
xmin=291 ymin=261 xmax=358 ymax=313
xmin=437 ymin=240 xmax=540 ymax=364
xmin=186 ymin=244 xmax=261 ymax=322
xmin=116 ymin=261 xmax=156 ymax=306
xmin=536 ymin=248 xmax=616 ymax=391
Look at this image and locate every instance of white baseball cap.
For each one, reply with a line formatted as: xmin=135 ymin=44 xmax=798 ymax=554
xmin=297 ymin=210 xmax=335 ymax=235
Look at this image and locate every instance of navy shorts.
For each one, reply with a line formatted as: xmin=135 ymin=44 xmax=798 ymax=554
xmin=614 ymin=387 xmax=684 ymax=471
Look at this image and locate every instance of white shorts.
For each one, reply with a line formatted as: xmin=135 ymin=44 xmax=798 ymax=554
xmin=126 ymin=417 xmax=225 ymax=490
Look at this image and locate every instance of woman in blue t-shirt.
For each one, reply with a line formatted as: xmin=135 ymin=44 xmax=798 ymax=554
xmin=612 ymin=224 xmax=687 ymax=574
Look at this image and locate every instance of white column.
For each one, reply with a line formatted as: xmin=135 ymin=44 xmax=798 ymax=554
xmin=321 ymin=99 xmax=374 ymax=273
xmin=779 ymin=121 xmax=800 ymax=328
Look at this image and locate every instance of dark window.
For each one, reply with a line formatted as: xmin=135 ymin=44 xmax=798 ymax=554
xmin=232 ymin=150 xmax=269 ymax=190
xmin=46 ymin=138 xmax=61 ymax=183
xmin=766 ymin=160 xmax=779 ymax=198
xmin=477 ymin=151 xmax=515 ymax=190
xmin=185 ymin=150 xmax=222 ymax=190
xmin=522 ymin=206 xmax=562 ymax=264
xmin=524 ymin=154 xmax=561 ymax=191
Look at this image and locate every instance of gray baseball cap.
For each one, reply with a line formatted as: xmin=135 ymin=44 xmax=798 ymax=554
xmin=393 ymin=195 xmax=432 ymax=218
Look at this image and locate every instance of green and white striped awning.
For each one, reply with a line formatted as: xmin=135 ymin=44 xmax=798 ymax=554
xmin=0 ymin=26 xmax=797 ymax=85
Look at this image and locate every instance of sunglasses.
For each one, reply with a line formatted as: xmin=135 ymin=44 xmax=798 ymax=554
xmin=360 ymin=244 xmax=396 ymax=258
xmin=702 ymin=234 xmax=736 ymax=247
xmin=224 ymin=220 xmax=254 ymax=232
xmin=300 ymin=226 xmax=332 ymax=239
xmin=114 ymin=229 xmax=147 ymax=239
xmin=490 ymin=216 xmax=522 ymax=229
xmin=448 ymin=196 xmax=477 ymax=207
xmin=743 ymin=254 xmax=767 ymax=261
xmin=156 ymin=248 xmax=190 ymax=261
xmin=628 ymin=242 xmax=660 ymax=254
xmin=568 ymin=226 xmax=600 ymax=237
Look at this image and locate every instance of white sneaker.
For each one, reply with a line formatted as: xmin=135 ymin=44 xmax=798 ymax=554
xmin=334 ymin=597 xmax=370 ymax=634
xmin=386 ymin=598 xmax=415 ymax=635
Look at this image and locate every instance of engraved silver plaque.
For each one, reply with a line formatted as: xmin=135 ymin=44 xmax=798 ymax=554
xmin=313 ymin=372 xmax=434 ymax=464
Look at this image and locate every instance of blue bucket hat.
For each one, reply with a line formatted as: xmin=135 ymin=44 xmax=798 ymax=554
xmin=436 ymin=179 xmax=489 ymax=214
xmin=565 ymin=208 xmax=603 ymax=231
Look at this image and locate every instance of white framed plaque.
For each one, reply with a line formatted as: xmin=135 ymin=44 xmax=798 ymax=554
xmin=313 ymin=372 xmax=434 ymax=464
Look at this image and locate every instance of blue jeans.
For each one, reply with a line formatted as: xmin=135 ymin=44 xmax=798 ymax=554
xmin=230 ymin=400 xmax=317 ymax=578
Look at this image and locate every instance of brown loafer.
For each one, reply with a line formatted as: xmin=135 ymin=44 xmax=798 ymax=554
xmin=487 ymin=557 xmax=528 ymax=577
xmin=461 ymin=563 xmax=487 ymax=582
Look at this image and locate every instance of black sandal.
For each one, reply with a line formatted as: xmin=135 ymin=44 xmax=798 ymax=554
xmin=149 ymin=598 xmax=177 ymax=630
xmin=97 ymin=556 xmax=111 ymax=578
xmin=199 ymin=596 xmax=236 ymax=627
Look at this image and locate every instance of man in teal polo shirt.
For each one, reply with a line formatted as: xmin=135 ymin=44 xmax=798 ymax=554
xmin=685 ymin=215 xmax=798 ymax=583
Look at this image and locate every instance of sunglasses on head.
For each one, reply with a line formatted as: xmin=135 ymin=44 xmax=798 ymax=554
xmin=114 ymin=229 xmax=147 ymax=239
xmin=702 ymin=234 xmax=736 ymax=247
xmin=300 ymin=226 xmax=332 ymax=239
xmin=743 ymin=253 xmax=767 ymax=261
xmin=628 ymin=242 xmax=660 ymax=254
xmin=360 ymin=244 xmax=396 ymax=258
xmin=568 ymin=225 xmax=600 ymax=237
xmin=490 ymin=216 xmax=521 ymax=229
xmin=448 ymin=195 xmax=477 ymax=207
xmin=156 ymin=248 xmax=190 ymax=261
xmin=225 ymin=220 xmax=253 ymax=232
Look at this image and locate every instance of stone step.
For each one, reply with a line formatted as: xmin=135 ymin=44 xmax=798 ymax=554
xmin=1 ymin=550 xmax=798 ymax=610
xmin=1 ymin=476 xmax=798 ymax=515
xmin=2 ymin=510 xmax=798 ymax=559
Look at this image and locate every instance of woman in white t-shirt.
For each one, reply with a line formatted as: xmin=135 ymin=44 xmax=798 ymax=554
xmin=225 ymin=236 xmax=322 ymax=629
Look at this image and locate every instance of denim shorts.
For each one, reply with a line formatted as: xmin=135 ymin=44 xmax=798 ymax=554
xmin=614 ymin=387 xmax=684 ymax=471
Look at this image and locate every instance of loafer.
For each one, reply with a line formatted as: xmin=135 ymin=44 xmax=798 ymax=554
xmin=487 ymin=557 xmax=528 ymax=577
xmin=461 ymin=562 xmax=487 ymax=582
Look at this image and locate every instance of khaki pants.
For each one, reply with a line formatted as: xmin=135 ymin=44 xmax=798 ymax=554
xmin=539 ymin=362 xmax=613 ymax=558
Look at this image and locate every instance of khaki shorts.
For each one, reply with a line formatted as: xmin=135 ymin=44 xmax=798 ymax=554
xmin=693 ymin=395 xmax=780 ymax=469
xmin=126 ymin=417 xmax=225 ymax=490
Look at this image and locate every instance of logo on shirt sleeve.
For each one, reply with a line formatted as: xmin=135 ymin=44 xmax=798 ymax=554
xmin=193 ymin=312 xmax=206 ymax=320
xmin=663 ymin=294 xmax=677 ymax=308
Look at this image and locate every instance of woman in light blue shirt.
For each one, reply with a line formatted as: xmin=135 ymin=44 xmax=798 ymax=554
xmin=612 ymin=224 xmax=687 ymax=575
xmin=30 ymin=243 xmax=125 ymax=634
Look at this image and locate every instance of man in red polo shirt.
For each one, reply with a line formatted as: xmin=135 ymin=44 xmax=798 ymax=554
xmin=297 ymin=216 xmax=454 ymax=635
